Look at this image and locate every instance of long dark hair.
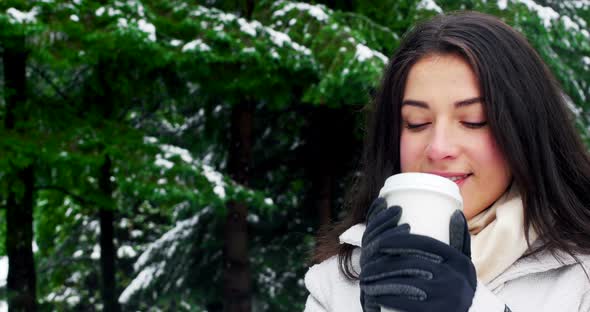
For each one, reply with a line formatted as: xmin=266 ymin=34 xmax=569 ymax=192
xmin=312 ymin=11 xmax=590 ymax=279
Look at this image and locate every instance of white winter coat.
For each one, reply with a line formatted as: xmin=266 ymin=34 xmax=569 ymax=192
xmin=304 ymin=224 xmax=590 ymax=312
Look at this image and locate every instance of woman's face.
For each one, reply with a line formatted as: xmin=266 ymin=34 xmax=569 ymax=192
xmin=400 ymin=53 xmax=512 ymax=220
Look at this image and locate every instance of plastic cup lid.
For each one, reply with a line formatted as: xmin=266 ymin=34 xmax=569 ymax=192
xmin=379 ymin=172 xmax=463 ymax=204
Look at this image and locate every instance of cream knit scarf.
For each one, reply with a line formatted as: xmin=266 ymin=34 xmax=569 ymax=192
xmin=468 ymin=184 xmax=538 ymax=284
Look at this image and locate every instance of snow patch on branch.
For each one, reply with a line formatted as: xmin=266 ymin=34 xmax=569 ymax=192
xmin=182 ymin=39 xmax=210 ymax=52
xmin=355 ymin=43 xmax=388 ymax=64
xmin=514 ymin=0 xmax=559 ymax=28
xmin=118 ymin=263 xmax=164 ymax=304
xmin=272 ymin=1 xmax=330 ymax=22
xmin=160 ymin=109 xmax=205 ymax=134
xmin=95 ymin=7 xmax=105 ymax=16
xmin=118 ymin=245 xmax=138 ymax=258
xmin=45 ymin=287 xmax=81 ymax=307
xmin=238 ymin=18 xmax=261 ymax=37
xmin=138 ymin=19 xmax=156 ymax=41
xmin=153 ymin=143 xmax=227 ymax=199
xmin=202 ymin=165 xmax=226 ymax=199
xmin=192 ymin=5 xmax=312 ymax=58
xmin=0 ymin=257 xmax=7 ymax=288
xmin=160 ymin=145 xmax=193 ymax=163
xmin=6 ymin=7 xmax=39 ymax=24
xmin=499 ymin=0 xmax=585 ymax=35
xmin=265 ymin=26 xmax=311 ymax=56
xmin=119 ymin=208 xmax=209 ymax=304
xmin=417 ymin=0 xmax=443 ymax=13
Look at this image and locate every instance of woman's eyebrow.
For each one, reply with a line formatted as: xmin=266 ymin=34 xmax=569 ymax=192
xmin=455 ymin=97 xmax=483 ymax=107
xmin=401 ymin=100 xmax=429 ymax=109
xmin=401 ymin=97 xmax=483 ymax=109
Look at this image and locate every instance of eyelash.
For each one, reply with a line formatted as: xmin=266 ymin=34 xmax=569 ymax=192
xmin=405 ymin=121 xmax=488 ymax=130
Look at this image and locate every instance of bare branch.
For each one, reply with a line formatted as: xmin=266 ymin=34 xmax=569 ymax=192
xmin=28 ymin=63 xmax=72 ymax=103
xmin=35 ymin=185 xmax=101 ymax=209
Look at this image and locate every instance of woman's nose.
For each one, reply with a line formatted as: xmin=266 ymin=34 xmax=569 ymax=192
xmin=425 ymin=123 xmax=460 ymax=161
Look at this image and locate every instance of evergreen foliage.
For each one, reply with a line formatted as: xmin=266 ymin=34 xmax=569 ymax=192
xmin=0 ymin=0 xmax=587 ymax=311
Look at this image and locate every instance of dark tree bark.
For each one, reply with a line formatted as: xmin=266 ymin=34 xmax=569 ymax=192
xmin=98 ymin=155 xmax=119 ymax=312
xmin=316 ymin=0 xmax=355 ymax=11
xmin=302 ymin=106 xmax=359 ymax=230
xmin=6 ymin=167 xmax=36 ymax=312
xmin=304 ymin=107 xmax=335 ymax=229
xmin=223 ymin=100 xmax=254 ymax=312
xmin=315 ymin=174 xmax=333 ymax=228
xmin=3 ymin=34 xmax=38 ymax=311
xmin=244 ymin=0 xmax=255 ymax=19
xmin=222 ymin=3 xmax=256 ymax=311
xmin=95 ymin=62 xmax=121 ymax=312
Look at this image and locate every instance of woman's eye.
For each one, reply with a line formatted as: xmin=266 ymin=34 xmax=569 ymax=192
xmin=405 ymin=122 xmax=430 ymax=130
xmin=462 ymin=121 xmax=488 ymax=129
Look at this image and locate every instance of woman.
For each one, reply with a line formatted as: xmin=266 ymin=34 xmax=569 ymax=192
xmin=304 ymin=11 xmax=590 ymax=312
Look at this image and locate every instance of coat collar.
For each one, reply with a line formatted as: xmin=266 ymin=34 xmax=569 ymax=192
xmin=338 ymin=223 xmax=590 ymax=288
xmin=338 ymin=223 xmax=365 ymax=247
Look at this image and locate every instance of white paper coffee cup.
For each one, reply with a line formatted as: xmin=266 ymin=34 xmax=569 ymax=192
xmin=378 ymin=173 xmax=463 ymax=312
xmin=378 ymin=172 xmax=463 ymax=244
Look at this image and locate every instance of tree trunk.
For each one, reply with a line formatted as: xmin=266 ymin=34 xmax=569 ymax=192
xmin=6 ymin=166 xmax=36 ymax=312
xmin=223 ymin=100 xmax=254 ymax=312
xmin=302 ymin=107 xmax=336 ymax=230
xmin=315 ymin=174 xmax=333 ymax=228
xmin=303 ymin=106 xmax=358 ymax=230
xmin=3 ymin=34 xmax=38 ymax=312
xmin=98 ymin=155 xmax=120 ymax=312
xmin=3 ymin=36 xmax=37 ymax=311
xmin=96 ymin=60 xmax=120 ymax=312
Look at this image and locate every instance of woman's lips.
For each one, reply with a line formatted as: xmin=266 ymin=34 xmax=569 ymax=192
xmin=453 ymin=174 xmax=472 ymax=186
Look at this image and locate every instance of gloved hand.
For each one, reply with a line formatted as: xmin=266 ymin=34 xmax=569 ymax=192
xmin=359 ymin=198 xmax=476 ymax=312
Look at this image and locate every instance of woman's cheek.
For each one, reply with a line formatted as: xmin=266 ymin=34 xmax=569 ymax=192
xmin=400 ymin=133 xmax=420 ymax=172
xmin=473 ymin=132 xmax=505 ymax=165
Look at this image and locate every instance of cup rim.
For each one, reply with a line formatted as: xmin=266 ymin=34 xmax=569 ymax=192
xmin=379 ymin=172 xmax=463 ymax=204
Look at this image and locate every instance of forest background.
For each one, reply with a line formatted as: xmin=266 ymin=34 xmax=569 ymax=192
xmin=0 ymin=0 xmax=588 ymax=311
